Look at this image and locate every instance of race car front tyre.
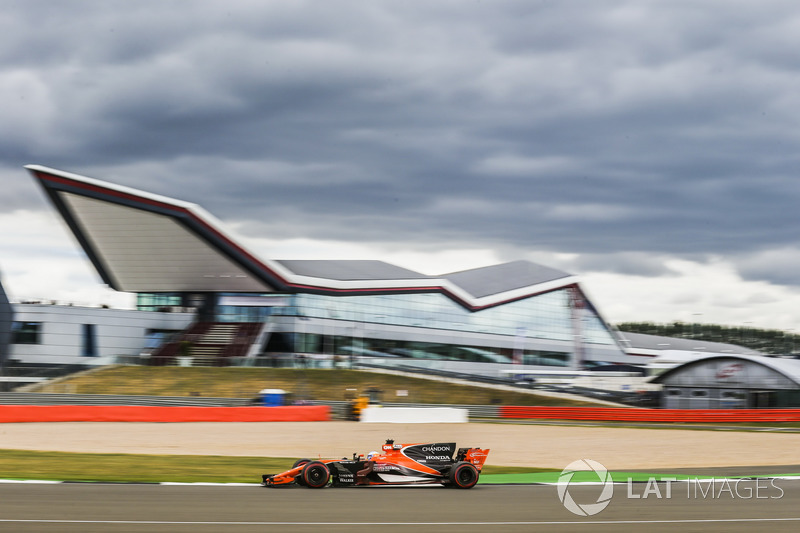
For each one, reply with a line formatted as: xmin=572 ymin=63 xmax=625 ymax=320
xmin=302 ymin=461 xmax=331 ymax=488
xmin=293 ymin=459 xmax=312 ymax=486
xmin=448 ymin=462 xmax=479 ymax=489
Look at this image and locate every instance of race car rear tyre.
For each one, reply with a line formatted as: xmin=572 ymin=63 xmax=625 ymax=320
xmin=302 ymin=461 xmax=330 ymax=488
xmin=449 ymin=462 xmax=479 ymax=489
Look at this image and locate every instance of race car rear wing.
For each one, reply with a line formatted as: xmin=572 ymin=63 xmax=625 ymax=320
xmin=455 ymin=447 xmax=490 ymax=471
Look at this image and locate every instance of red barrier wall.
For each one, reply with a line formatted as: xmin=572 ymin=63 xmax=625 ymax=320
xmin=500 ymin=406 xmax=800 ymax=423
xmin=0 ymin=405 xmax=330 ymax=423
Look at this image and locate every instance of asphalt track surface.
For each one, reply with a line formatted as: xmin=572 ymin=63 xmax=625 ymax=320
xmin=2 ymin=480 xmax=800 ymax=533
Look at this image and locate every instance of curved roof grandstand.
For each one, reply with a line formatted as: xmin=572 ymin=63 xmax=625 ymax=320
xmin=653 ymin=353 xmax=800 ymax=387
xmin=26 ymin=165 xmax=581 ymax=311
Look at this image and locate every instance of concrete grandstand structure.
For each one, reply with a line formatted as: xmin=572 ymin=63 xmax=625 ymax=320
xmin=12 ymin=165 xmax=756 ymax=378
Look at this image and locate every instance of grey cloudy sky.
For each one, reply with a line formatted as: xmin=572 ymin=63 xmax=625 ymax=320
xmin=3 ymin=0 xmax=800 ymax=328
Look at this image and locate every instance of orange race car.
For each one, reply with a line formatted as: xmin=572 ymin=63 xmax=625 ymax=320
xmin=262 ymin=439 xmax=489 ymax=489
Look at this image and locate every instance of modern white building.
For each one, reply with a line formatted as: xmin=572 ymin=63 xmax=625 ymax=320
xmin=0 ymin=165 xmax=759 ymax=378
xmin=19 ymin=164 xmax=635 ymax=373
xmin=8 ymin=302 xmax=192 ymax=366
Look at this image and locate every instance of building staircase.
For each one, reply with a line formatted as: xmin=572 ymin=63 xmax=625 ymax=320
xmin=150 ymin=322 xmax=263 ymax=366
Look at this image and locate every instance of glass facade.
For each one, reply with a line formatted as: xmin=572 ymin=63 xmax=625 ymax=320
xmin=136 ymin=294 xmax=182 ymax=312
xmin=217 ymin=295 xmax=291 ymax=323
xmin=280 ymin=333 xmax=574 ymax=367
xmin=137 ymin=287 xmax=622 ymax=367
xmin=284 ymin=291 xmax=616 ymax=346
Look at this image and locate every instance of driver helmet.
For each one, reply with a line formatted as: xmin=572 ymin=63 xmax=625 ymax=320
xmin=367 ymin=451 xmax=379 ymax=460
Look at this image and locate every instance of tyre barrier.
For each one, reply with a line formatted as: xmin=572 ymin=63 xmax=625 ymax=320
xmin=499 ymin=406 xmax=800 ymax=423
xmin=0 ymin=405 xmax=330 ymax=423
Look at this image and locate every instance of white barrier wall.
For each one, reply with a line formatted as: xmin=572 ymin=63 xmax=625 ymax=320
xmin=360 ymin=406 xmax=468 ymax=423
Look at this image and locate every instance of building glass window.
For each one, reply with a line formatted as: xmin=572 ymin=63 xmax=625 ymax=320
xmin=82 ymin=323 xmax=97 ymax=357
xmin=11 ymin=322 xmax=42 ymax=344
xmin=136 ymin=293 xmax=182 ymax=312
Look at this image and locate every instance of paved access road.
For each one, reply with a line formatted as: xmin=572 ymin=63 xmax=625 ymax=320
xmin=1 ymin=481 xmax=799 ymax=533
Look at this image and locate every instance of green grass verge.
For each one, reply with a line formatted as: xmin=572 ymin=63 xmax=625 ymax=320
xmin=6 ymin=449 xmax=795 ymax=485
xmin=0 ymin=449 xmax=554 ymax=483
xmin=33 ymin=366 xmax=601 ymax=406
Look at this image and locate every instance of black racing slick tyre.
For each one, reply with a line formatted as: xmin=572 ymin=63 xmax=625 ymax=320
xmin=449 ymin=462 xmax=479 ymax=489
xmin=302 ymin=461 xmax=330 ymax=488
xmin=293 ymin=459 xmax=312 ymax=486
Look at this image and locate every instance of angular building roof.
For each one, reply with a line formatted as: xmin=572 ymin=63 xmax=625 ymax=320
xmin=444 ymin=260 xmax=571 ymax=299
xmin=275 ymin=260 xmax=430 ymax=282
xmin=26 ymin=165 xmax=581 ymax=311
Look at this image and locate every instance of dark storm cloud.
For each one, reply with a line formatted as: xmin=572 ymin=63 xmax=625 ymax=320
xmin=5 ymin=1 xmax=800 ymax=284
